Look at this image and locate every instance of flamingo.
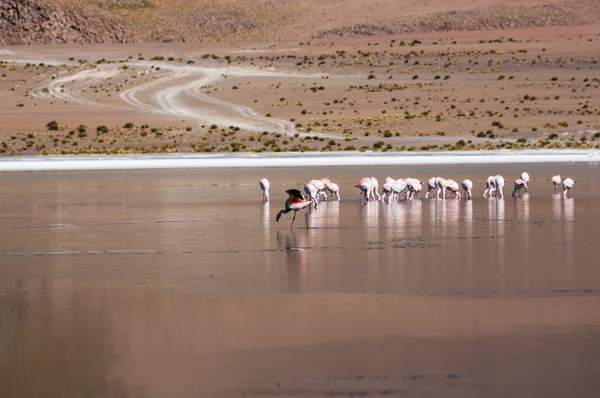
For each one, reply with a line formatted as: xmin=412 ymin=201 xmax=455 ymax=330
xmin=461 ymin=180 xmax=473 ymax=200
xmin=259 ymin=178 xmax=270 ymax=202
xmin=520 ymin=172 xmax=530 ymax=186
xmin=446 ymin=179 xmax=461 ymax=199
xmin=425 ymin=178 xmax=437 ymax=199
xmin=562 ymin=178 xmax=575 ymax=198
xmin=391 ymin=179 xmax=408 ymax=201
xmin=303 ymin=183 xmax=319 ymax=208
xmin=382 ymin=182 xmax=394 ymax=201
xmin=355 ymin=177 xmax=373 ymax=202
xmin=319 ymin=178 xmax=332 ymax=200
xmin=483 ymin=176 xmax=497 ymax=197
xmin=369 ymin=177 xmax=382 ymax=201
xmin=308 ymin=179 xmax=327 ymax=201
xmin=406 ymin=179 xmax=422 ymax=201
xmin=276 ymin=189 xmax=312 ymax=229
xmin=495 ymin=175 xmax=506 ymax=198
xmin=435 ymin=177 xmax=448 ymax=199
xmin=326 ymin=182 xmax=341 ymax=200
xmin=552 ymin=175 xmax=562 ymax=190
xmin=512 ymin=178 xmax=527 ymax=197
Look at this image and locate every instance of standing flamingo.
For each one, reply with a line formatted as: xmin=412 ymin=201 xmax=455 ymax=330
xmin=461 ymin=180 xmax=473 ymax=200
xmin=304 ymin=183 xmax=319 ymax=208
xmin=406 ymin=179 xmax=422 ymax=201
xmin=276 ymin=189 xmax=312 ymax=229
xmin=319 ymin=178 xmax=332 ymax=201
xmin=308 ymin=179 xmax=327 ymax=201
xmin=391 ymin=179 xmax=408 ymax=201
xmin=326 ymin=183 xmax=341 ymax=200
xmin=382 ymin=182 xmax=394 ymax=202
xmin=446 ymin=179 xmax=461 ymax=199
xmin=369 ymin=177 xmax=382 ymax=201
xmin=355 ymin=177 xmax=374 ymax=202
xmin=435 ymin=177 xmax=448 ymax=199
xmin=483 ymin=176 xmax=497 ymax=197
xmin=552 ymin=175 xmax=562 ymax=190
xmin=425 ymin=178 xmax=437 ymax=199
xmin=562 ymin=178 xmax=575 ymax=198
xmin=512 ymin=178 xmax=527 ymax=197
xmin=495 ymin=175 xmax=506 ymax=198
xmin=259 ymin=178 xmax=270 ymax=202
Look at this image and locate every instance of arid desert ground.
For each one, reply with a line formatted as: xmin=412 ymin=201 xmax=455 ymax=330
xmin=1 ymin=25 xmax=599 ymax=155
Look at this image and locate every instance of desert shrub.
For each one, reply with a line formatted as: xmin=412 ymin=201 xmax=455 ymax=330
xmin=46 ymin=120 xmax=59 ymax=131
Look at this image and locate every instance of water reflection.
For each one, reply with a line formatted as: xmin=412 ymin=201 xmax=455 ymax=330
xmin=552 ymin=193 xmax=563 ymax=219
xmin=516 ymin=193 xmax=530 ymax=220
xmin=463 ymin=200 xmax=474 ymax=236
xmin=516 ymin=194 xmax=531 ymax=278
xmin=261 ymin=202 xmax=270 ymax=231
xmin=361 ymin=201 xmax=380 ymax=242
xmin=309 ymin=201 xmax=340 ymax=230
xmin=407 ymin=200 xmax=422 ymax=237
xmin=564 ymin=198 xmax=575 ymax=286
xmin=487 ymin=198 xmax=506 ymax=292
xmin=277 ymin=230 xmax=308 ymax=293
xmin=384 ymin=201 xmax=405 ymax=240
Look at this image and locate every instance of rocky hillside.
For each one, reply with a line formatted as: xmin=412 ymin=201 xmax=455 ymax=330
xmin=0 ymin=0 xmax=136 ymax=45
xmin=1 ymin=0 xmax=598 ymax=45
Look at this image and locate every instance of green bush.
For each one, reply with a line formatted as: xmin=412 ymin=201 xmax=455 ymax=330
xmin=46 ymin=120 xmax=59 ymax=131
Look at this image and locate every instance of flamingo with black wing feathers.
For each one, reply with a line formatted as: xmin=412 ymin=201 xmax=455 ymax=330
xmin=276 ymin=189 xmax=313 ymax=229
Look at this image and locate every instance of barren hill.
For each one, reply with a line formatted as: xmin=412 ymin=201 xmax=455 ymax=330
xmin=0 ymin=0 xmax=136 ymax=45
xmin=1 ymin=0 xmax=599 ymax=45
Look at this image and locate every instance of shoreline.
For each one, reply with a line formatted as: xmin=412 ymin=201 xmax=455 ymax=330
xmin=0 ymin=150 xmax=597 ymax=172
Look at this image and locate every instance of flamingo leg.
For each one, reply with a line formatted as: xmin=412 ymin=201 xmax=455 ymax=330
xmin=291 ymin=211 xmax=297 ymax=229
xmin=299 ymin=209 xmax=309 ymax=229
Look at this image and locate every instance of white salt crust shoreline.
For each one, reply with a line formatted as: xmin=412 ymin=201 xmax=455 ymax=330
xmin=0 ymin=150 xmax=598 ymax=172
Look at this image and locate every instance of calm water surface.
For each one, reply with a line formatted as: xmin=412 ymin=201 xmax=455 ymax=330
xmin=1 ymin=163 xmax=600 ymax=397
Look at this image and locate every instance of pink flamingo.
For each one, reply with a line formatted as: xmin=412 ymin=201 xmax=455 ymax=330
xmin=382 ymin=182 xmax=394 ymax=201
xmin=276 ymin=189 xmax=312 ymax=229
xmin=391 ymin=179 xmax=408 ymax=201
xmin=326 ymin=182 xmax=341 ymax=200
xmin=308 ymin=179 xmax=327 ymax=201
xmin=369 ymin=177 xmax=382 ymax=201
xmin=259 ymin=178 xmax=270 ymax=202
xmin=520 ymin=171 xmax=530 ymax=186
xmin=552 ymin=175 xmax=562 ymax=190
xmin=425 ymin=177 xmax=437 ymax=199
xmin=435 ymin=177 xmax=448 ymax=199
xmin=495 ymin=175 xmax=506 ymax=198
xmin=562 ymin=178 xmax=575 ymax=198
xmin=303 ymin=183 xmax=319 ymax=208
xmin=483 ymin=176 xmax=497 ymax=197
xmin=512 ymin=178 xmax=527 ymax=197
xmin=355 ymin=177 xmax=373 ymax=202
xmin=406 ymin=179 xmax=422 ymax=201
xmin=461 ymin=180 xmax=473 ymax=200
xmin=445 ymin=179 xmax=461 ymax=199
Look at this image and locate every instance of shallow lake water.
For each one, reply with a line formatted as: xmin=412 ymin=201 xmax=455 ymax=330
xmin=2 ymin=163 xmax=600 ymax=397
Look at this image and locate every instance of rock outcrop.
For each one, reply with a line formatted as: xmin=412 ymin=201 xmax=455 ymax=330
xmin=0 ymin=0 xmax=136 ymax=45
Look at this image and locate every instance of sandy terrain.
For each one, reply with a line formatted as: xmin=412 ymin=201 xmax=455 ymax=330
xmin=1 ymin=25 xmax=599 ymax=155
xmin=1 ymin=164 xmax=600 ymax=397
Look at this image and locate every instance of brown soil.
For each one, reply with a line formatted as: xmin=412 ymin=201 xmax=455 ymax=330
xmin=0 ymin=25 xmax=599 ymax=155
xmin=2 ymin=0 xmax=600 ymax=44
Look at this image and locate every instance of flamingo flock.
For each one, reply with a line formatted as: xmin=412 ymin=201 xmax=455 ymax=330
xmin=260 ymin=171 xmax=578 ymax=229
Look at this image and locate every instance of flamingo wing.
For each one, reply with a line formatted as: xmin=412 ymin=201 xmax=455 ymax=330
xmin=286 ymin=189 xmax=305 ymax=201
